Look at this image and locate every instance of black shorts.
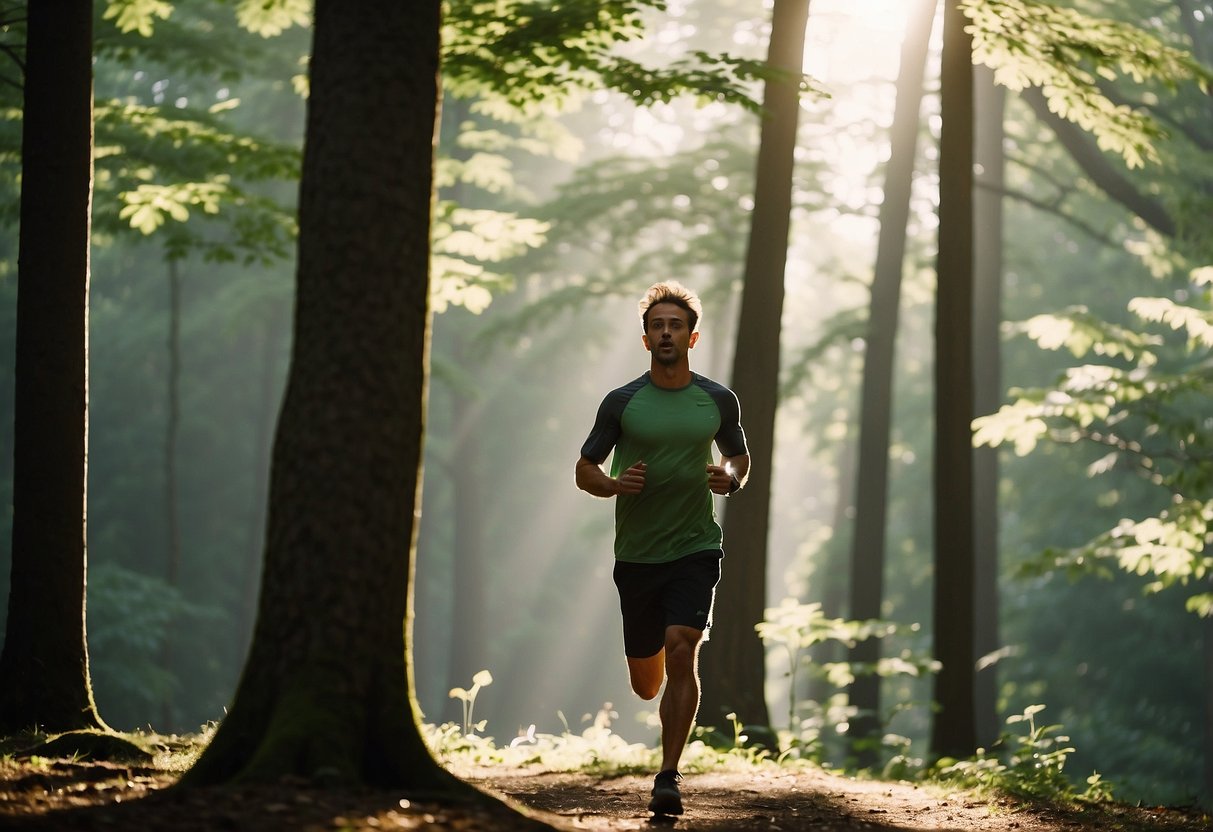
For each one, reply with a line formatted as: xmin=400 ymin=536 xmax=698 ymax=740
xmin=612 ymin=549 xmax=723 ymax=659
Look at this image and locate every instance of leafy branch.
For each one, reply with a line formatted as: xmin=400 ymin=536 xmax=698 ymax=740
xmin=962 ymin=0 xmax=1213 ymax=168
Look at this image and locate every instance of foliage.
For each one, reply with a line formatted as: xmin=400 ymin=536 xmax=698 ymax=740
xmin=428 ymin=670 xmax=1118 ymax=809
xmin=937 ymin=705 xmax=1114 ymax=803
xmin=442 ymin=0 xmax=791 ymax=113
xmin=92 ymin=99 xmax=300 ymax=263
xmin=974 ymin=265 xmax=1213 ymax=616
xmin=962 ymin=0 xmax=1213 ymax=168
xmin=86 ymin=563 xmax=223 ymax=728
xmin=755 ymin=598 xmax=940 ymax=764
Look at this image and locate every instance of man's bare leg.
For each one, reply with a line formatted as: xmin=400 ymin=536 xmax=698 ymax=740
xmin=658 ymin=624 xmax=703 ymax=772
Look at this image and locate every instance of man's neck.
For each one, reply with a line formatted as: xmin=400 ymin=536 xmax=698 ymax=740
xmin=649 ymin=362 xmax=693 ymax=389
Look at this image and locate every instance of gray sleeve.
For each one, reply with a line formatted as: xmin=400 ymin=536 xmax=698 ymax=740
xmin=580 ymin=390 xmax=625 ymax=464
xmin=580 ymin=374 xmax=647 ymax=463
xmin=699 ymin=377 xmax=747 ymax=457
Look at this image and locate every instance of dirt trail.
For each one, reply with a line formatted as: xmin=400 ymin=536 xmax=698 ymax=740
xmin=468 ymin=766 xmax=1209 ymax=832
xmin=0 ymin=757 xmax=1207 ymax=831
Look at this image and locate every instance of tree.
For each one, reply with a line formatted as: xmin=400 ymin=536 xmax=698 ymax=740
xmin=971 ymin=64 xmax=1006 ymax=750
xmin=844 ymin=0 xmax=937 ymax=764
xmin=929 ymin=0 xmax=978 ymax=760
xmin=700 ymin=0 xmax=810 ymax=734
xmin=183 ymin=1 xmax=465 ymax=788
xmin=0 ymin=0 xmax=108 ymax=735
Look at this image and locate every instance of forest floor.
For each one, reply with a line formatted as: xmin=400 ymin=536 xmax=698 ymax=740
xmin=0 ymin=755 xmax=1209 ymax=832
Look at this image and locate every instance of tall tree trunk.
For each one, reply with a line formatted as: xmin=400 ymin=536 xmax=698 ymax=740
xmin=0 ymin=0 xmax=106 ymax=734
xmin=804 ymin=435 xmax=854 ymax=707
xmin=161 ymin=257 xmax=183 ymax=731
xmin=972 ymin=65 xmax=1006 ymax=751
xmin=1204 ymin=574 xmax=1213 ymax=802
xmin=1198 ymin=572 xmax=1208 ymax=800
xmin=184 ymin=1 xmax=466 ymax=790
xmin=445 ymin=329 xmax=488 ymax=716
xmin=844 ymin=0 xmax=937 ymax=766
xmin=929 ymin=0 xmax=978 ymax=760
xmin=700 ymin=0 xmax=810 ymax=735
xmin=237 ymin=316 xmax=283 ymax=656
xmin=433 ymin=97 xmax=490 ymax=719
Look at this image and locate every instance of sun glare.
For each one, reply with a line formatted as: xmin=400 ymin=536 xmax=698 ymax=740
xmin=802 ymin=0 xmax=916 ymax=84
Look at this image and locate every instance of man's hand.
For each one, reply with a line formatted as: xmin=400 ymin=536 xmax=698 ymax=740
xmin=615 ymin=461 xmax=647 ymax=495
xmin=708 ymin=455 xmax=748 ymax=495
xmin=707 ymin=463 xmax=736 ymax=496
xmin=576 ymin=456 xmax=645 ymax=498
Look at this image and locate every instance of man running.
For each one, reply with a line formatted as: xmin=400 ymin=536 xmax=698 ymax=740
xmin=575 ymin=281 xmax=749 ymax=816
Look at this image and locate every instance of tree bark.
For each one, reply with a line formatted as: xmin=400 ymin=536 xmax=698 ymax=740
xmin=0 ymin=0 xmax=106 ymax=735
xmin=845 ymin=0 xmax=937 ymax=765
xmin=184 ymin=1 xmax=465 ymax=790
xmin=929 ymin=0 xmax=978 ymax=760
xmin=972 ymin=65 xmax=1006 ymax=751
xmin=701 ymin=0 xmax=811 ymax=735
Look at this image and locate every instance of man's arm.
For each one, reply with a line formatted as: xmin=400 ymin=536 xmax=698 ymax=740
xmin=576 ymin=456 xmax=646 ymax=498
xmin=708 ymin=453 xmax=750 ymax=496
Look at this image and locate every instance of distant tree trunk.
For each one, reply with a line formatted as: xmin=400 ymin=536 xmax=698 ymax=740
xmin=0 ymin=0 xmax=106 ymax=735
xmin=844 ymin=0 xmax=937 ymax=766
xmin=1204 ymin=573 xmax=1213 ymax=801
xmin=804 ymin=435 xmax=854 ymax=707
xmin=237 ymin=316 xmax=283 ymax=655
xmin=445 ymin=328 xmax=488 ymax=713
xmin=1204 ymin=573 xmax=1213 ymax=802
xmin=929 ymin=0 xmax=978 ymax=760
xmin=972 ymin=65 xmax=1006 ymax=750
xmin=161 ymin=257 xmax=183 ymax=731
xmin=701 ymin=0 xmax=810 ymax=735
xmin=434 ymin=97 xmax=490 ymax=718
xmin=184 ymin=1 xmax=466 ymax=789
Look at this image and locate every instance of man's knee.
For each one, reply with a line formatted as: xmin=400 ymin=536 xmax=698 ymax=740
xmin=632 ymin=676 xmax=662 ymax=701
xmin=663 ymin=626 xmax=703 ymax=673
xmin=627 ymin=653 xmax=665 ymax=700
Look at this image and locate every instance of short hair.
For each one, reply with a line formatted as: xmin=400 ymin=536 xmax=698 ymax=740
xmin=638 ymin=281 xmax=702 ymax=333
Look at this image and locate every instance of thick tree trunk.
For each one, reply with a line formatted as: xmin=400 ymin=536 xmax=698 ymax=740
xmin=184 ymin=1 xmax=463 ymax=789
xmin=929 ymin=0 xmax=978 ymax=760
xmin=844 ymin=0 xmax=937 ymax=766
xmin=972 ymin=65 xmax=1006 ymax=751
xmin=701 ymin=0 xmax=811 ymax=735
xmin=0 ymin=0 xmax=106 ymax=735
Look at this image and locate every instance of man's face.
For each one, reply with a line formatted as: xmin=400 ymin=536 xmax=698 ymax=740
xmin=643 ymin=302 xmax=699 ymax=366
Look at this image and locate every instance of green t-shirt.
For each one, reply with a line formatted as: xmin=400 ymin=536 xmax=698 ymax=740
xmin=580 ymin=372 xmax=747 ymax=563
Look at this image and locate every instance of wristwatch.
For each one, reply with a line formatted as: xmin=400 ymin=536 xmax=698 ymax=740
xmin=727 ymin=474 xmax=741 ymax=495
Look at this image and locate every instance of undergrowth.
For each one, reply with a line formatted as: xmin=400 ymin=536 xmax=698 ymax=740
xmin=428 ymin=671 xmax=1120 ymax=808
xmin=0 ymin=676 xmax=1120 ymax=811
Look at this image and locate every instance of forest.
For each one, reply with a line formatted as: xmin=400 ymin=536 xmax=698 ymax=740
xmin=0 ymin=0 xmax=1211 ymax=829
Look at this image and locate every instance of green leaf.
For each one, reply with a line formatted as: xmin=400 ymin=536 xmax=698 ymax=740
xmin=234 ymin=0 xmax=310 ymax=37
xmin=104 ymin=0 xmax=173 ymax=37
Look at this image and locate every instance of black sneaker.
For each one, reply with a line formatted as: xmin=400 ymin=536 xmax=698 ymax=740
xmin=648 ymin=769 xmax=684 ymax=816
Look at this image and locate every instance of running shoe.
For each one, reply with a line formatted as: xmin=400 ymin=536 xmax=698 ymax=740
xmin=648 ymin=769 xmax=684 ymax=815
